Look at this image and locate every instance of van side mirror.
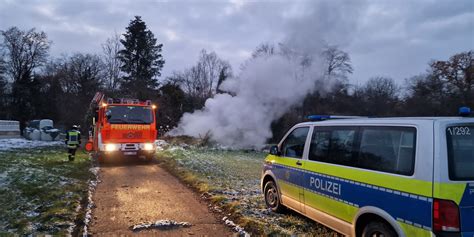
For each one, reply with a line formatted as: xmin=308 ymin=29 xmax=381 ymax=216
xmin=270 ymin=145 xmax=281 ymax=156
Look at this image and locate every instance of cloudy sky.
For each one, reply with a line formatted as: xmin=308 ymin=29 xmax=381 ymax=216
xmin=0 ymin=0 xmax=472 ymax=85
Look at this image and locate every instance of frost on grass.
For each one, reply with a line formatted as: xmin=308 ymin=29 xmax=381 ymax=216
xmin=130 ymin=219 xmax=192 ymax=232
xmin=0 ymin=138 xmax=62 ymax=151
xmin=0 ymin=146 xmax=90 ymax=235
xmin=156 ymin=140 xmax=334 ymax=235
xmin=82 ymin=166 xmax=100 ymax=236
xmin=154 ymin=140 xmax=169 ymax=150
xmin=223 ymin=217 xmax=250 ymax=237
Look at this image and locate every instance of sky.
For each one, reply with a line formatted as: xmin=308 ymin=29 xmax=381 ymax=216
xmin=0 ymin=0 xmax=473 ymax=85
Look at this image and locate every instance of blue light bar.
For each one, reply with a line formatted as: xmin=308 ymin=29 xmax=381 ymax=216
xmin=459 ymin=107 xmax=471 ymax=117
xmin=306 ymin=115 xmax=368 ymax=121
xmin=307 ymin=115 xmax=331 ymax=121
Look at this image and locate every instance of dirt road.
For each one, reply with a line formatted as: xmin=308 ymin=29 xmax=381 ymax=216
xmin=89 ymin=160 xmax=234 ymax=236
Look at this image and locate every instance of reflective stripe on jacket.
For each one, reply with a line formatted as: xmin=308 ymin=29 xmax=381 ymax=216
xmin=67 ymin=131 xmax=80 ymax=148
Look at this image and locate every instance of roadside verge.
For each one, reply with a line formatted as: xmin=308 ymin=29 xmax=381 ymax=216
xmin=155 ymin=138 xmax=335 ymax=236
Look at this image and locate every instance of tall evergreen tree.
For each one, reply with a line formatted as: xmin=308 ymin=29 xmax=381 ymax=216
xmin=118 ymin=16 xmax=165 ymax=99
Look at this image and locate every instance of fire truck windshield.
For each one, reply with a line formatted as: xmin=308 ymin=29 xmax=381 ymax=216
xmin=106 ymin=106 xmax=153 ymax=124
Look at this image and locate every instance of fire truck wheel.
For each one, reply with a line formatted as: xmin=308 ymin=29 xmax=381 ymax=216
xmin=96 ymin=152 xmax=105 ymax=164
xmin=145 ymin=154 xmax=154 ymax=162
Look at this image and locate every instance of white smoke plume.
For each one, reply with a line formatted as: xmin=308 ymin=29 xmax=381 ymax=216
xmin=170 ymin=1 xmax=366 ymax=148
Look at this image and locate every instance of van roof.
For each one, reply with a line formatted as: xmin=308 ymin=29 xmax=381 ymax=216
xmin=298 ymin=117 xmax=474 ymax=126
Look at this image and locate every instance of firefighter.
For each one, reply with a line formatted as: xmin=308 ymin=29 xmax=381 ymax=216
xmin=65 ymin=125 xmax=81 ymax=161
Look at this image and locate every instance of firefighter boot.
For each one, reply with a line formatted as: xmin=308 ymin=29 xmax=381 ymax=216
xmin=68 ymin=155 xmax=75 ymax=162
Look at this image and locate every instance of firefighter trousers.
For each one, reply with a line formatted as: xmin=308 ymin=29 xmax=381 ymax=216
xmin=68 ymin=148 xmax=77 ymax=161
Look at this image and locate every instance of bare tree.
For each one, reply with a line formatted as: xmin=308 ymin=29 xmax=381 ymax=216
xmin=322 ymin=45 xmax=353 ymax=81
xmin=53 ymin=53 xmax=104 ymax=127
xmin=0 ymin=55 xmax=7 ymax=118
xmin=252 ymin=43 xmax=276 ymax=58
xmin=1 ymin=27 xmax=50 ymax=129
xmin=404 ymin=74 xmax=452 ymax=116
xmin=430 ymin=50 xmax=474 ymax=106
xmin=360 ymin=77 xmax=399 ymax=116
xmin=62 ymin=53 xmax=104 ymax=95
xmin=1 ymin=27 xmax=50 ymax=83
xmin=168 ymin=49 xmax=231 ymax=109
xmin=102 ymin=32 xmax=122 ymax=93
xmin=196 ymin=49 xmax=230 ymax=98
xmin=364 ymin=77 xmax=398 ymax=97
xmin=167 ymin=68 xmax=200 ymax=100
xmin=46 ymin=53 xmax=104 ymax=102
xmin=0 ymin=54 xmax=6 ymax=91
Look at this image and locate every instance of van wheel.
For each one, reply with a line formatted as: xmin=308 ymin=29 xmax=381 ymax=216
xmin=264 ymin=180 xmax=285 ymax=213
xmin=362 ymin=221 xmax=397 ymax=237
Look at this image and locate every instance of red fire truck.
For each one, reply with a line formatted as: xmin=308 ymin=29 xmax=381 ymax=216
xmin=85 ymin=92 xmax=157 ymax=161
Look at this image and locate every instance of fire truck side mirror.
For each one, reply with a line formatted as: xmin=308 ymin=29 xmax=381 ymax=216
xmin=106 ymin=110 xmax=112 ymax=120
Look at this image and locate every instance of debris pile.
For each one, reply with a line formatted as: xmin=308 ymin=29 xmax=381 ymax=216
xmin=130 ymin=219 xmax=192 ymax=232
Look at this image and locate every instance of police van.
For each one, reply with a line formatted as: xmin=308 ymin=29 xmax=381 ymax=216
xmin=261 ymin=109 xmax=474 ymax=237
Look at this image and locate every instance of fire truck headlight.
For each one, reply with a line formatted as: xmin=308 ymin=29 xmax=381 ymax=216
xmin=143 ymin=143 xmax=155 ymax=151
xmin=105 ymin=144 xmax=119 ymax=151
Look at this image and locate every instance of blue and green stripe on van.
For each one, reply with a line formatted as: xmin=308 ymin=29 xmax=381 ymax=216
xmin=264 ymin=155 xmax=470 ymax=236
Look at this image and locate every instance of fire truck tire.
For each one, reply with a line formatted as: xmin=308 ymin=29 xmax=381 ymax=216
xmin=96 ymin=152 xmax=105 ymax=164
xmin=145 ymin=154 xmax=154 ymax=162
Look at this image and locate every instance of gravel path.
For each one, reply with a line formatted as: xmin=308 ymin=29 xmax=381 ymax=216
xmin=89 ymin=159 xmax=234 ymax=236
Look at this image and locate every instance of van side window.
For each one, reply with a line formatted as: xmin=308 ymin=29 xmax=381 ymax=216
xmin=309 ymin=127 xmax=357 ymax=165
xmin=281 ymin=127 xmax=309 ymax=159
xmin=329 ymin=129 xmax=357 ymax=165
xmin=309 ymin=130 xmax=330 ymax=162
xmin=358 ymin=127 xmax=416 ymax=175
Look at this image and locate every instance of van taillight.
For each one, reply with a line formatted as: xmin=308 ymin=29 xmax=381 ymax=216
xmin=433 ymin=199 xmax=460 ymax=232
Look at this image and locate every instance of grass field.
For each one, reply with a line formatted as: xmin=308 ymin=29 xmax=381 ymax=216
xmin=0 ymin=144 xmax=92 ymax=235
xmin=156 ymin=139 xmax=339 ymax=236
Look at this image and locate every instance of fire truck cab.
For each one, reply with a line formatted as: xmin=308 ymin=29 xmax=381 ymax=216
xmin=86 ymin=93 xmax=157 ymax=161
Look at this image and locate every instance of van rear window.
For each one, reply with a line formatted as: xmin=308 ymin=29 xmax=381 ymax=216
xmin=447 ymin=125 xmax=474 ymax=180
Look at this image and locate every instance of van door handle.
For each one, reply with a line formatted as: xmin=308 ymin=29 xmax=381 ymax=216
xmin=296 ymin=160 xmax=302 ymax=166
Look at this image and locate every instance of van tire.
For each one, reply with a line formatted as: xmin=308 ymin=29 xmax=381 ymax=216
xmin=361 ymin=221 xmax=397 ymax=237
xmin=264 ymin=180 xmax=285 ymax=213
